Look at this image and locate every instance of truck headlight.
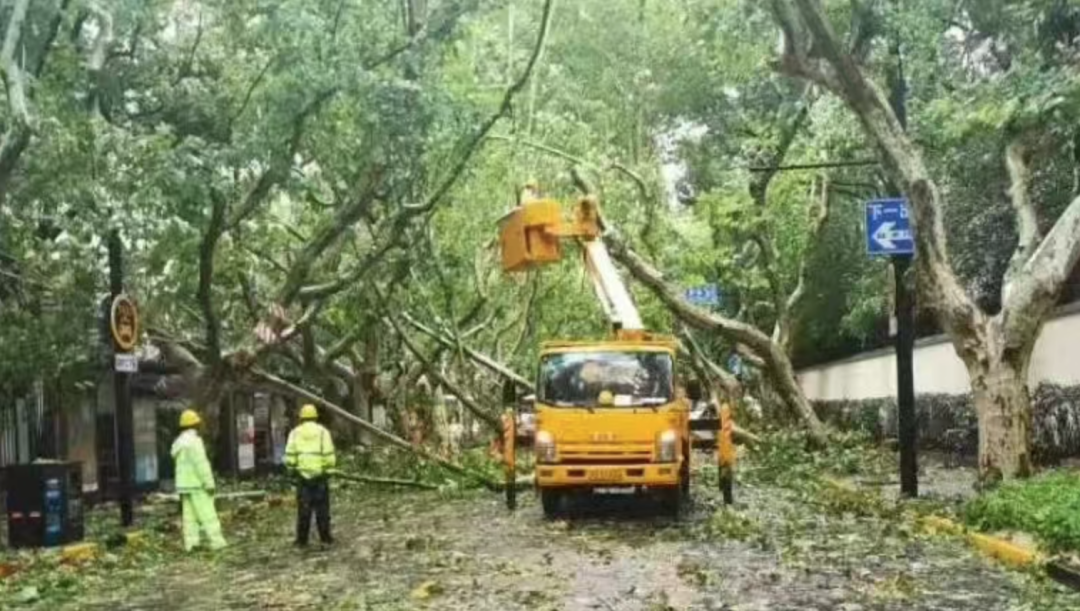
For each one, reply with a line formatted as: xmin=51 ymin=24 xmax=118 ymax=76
xmin=657 ymin=430 xmax=677 ymax=463
xmin=535 ymin=430 xmax=556 ymax=463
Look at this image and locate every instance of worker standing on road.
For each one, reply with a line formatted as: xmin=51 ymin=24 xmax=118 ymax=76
xmin=171 ymin=409 xmax=227 ymax=552
xmin=285 ymin=404 xmax=336 ymax=547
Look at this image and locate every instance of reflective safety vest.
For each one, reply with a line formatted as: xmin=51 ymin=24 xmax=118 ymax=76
xmin=285 ymin=422 xmax=336 ymax=479
xmin=172 ymin=429 xmax=216 ymax=493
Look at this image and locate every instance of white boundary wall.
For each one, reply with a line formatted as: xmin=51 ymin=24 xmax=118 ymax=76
xmin=797 ymin=303 xmax=1080 ymax=402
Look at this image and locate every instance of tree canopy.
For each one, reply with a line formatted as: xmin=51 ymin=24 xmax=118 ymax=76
xmin=3 ymin=0 xmax=1080 ymax=478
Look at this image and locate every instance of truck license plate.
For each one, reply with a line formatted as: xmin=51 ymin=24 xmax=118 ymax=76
xmin=588 ymin=469 xmax=623 ymax=481
xmin=595 ymin=487 xmax=634 ymax=494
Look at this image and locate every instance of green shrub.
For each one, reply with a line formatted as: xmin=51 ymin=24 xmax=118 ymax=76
xmin=744 ymin=428 xmax=894 ymax=487
xmin=963 ymin=471 xmax=1080 ymax=552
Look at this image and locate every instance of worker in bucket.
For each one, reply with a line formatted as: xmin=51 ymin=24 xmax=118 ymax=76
xmin=284 ymin=404 xmax=337 ymax=547
xmin=171 ymin=409 xmax=227 ymax=552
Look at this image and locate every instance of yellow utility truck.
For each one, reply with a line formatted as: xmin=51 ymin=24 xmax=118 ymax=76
xmin=496 ymin=182 xmax=734 ymax=517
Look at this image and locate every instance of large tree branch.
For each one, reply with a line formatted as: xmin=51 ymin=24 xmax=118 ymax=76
xmin=679 ymin=327 xmax=741 ymax=399
xmin=382 ymin=297 xmax=483 ymax=399
xmin=1 ymin=0 xmax=32 ymax=125
xmin=0 ymin=0 xmax=34 ymax=200
xmin=198 ymin=191 xmax=228 ymax=363
xmin=251 ymin=368 xmax=498 ymax=488
xmin=0 ymin=0 xmax=67 ymax=198
xmin=277 ymin=166 xmax=385 ymax=306
xmin=384 ymin=314 xmax=501 ymax=431
xmin=605 ymin=229 xmax=827 ymax=444
xmin=772 ymin=175 xmax=830 ymax=352
xmin=749 ymin=94 xmax=812 ymax=323
xmin=401 ymin=312 xmax=535 ymax=392
xmin=334 ymin=0 xmax=552 ymax=294
xmin=749 ymin=98 xmax=811 ymax=206
xmin=1001 ymin=194 xmax=1080 ymax=351
xmin=1003 ymin=138 xmax=1041 ymax=293
xmin=775 ymin=0 xmax=981 ymax=357
xmin=322 ymin=326 xmax=367 ymax=366
xmin=85 ymin=2 xmax=113 ymax=117
xmin=296 ymin=235 xmax=397 ymax=301
xmin=407 ymin=0 xmax=555 ymax=216
xmin=227 ymin=89 xmax=337 ymax=230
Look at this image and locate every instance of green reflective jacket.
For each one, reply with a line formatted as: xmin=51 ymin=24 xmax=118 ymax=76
xmin=285 ymin=422 xmax=336 ymax=479
xmin=171 ymin=430 xmax=215 ymax=493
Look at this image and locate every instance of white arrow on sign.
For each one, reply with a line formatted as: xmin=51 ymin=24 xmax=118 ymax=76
xmin=873 ymin=222 xmax=912 ymax=250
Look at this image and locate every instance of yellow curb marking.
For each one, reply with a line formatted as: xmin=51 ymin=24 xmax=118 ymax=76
xmin=60 ymin=542 xmax=100 ymax=563
xmin=966 ymin=532 xmax=1042 ymax=567
xmin=822 ymin=475 xmax=1044 ymax=570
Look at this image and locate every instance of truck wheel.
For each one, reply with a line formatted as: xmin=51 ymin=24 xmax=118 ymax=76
xmin=660 ymin=488 xmax=682 ymax=518
xmin=540 ymin=490 xmax=562 ymax=519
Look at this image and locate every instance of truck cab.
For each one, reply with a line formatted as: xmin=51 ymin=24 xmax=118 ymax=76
xmin=526 ymin=336 xmax=691 ymax=516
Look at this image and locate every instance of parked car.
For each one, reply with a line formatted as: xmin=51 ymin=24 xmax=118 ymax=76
xmin=689 ymin=399 xmax=717 ymax=448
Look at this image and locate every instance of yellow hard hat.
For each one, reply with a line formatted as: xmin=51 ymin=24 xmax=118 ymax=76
xmin=299 ymin=404 xmax=318 ymax=420
xmin=179 ymin=409 xmax=201 ymax=428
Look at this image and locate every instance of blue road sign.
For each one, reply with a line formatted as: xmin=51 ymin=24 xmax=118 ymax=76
xmin=684 ymin=284 xmax=721 ymax=307
xmin=865 ymin=198 xmax=914 ymax=256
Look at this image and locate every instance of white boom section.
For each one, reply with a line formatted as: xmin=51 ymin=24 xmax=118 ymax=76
xmin=581 ymin=239 xmax=643 ymax=331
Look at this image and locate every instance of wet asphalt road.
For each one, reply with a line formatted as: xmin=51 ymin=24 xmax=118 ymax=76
xmin=51 ymin=462 xmax=1079 ymax=611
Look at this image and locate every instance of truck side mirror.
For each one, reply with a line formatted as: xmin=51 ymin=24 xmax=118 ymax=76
xmin=686 ymin=379 xmax=703 ymax=402
xmin=502 ymin=380 xmax=517 ymax=406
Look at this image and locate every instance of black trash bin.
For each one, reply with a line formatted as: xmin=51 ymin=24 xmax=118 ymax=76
xmin=4 ymin=461 xmax=84 ymax=548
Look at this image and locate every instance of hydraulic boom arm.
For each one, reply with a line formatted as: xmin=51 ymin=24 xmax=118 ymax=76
xmin=497 ymin=183 xmax=642 ymax=333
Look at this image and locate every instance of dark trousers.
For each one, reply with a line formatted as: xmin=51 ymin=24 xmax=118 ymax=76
xmin=295 ymin=477 xmax=332 ymax=545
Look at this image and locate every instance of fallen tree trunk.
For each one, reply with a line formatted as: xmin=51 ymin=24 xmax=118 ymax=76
xmin=605 ymin=231 xmax=828 ymax=447
xmin=149 ymin=490 xmax=269 ymax=504
xmin=330 ymin=471 xmax=440 ymax=490
xmin=250 ymin=368 xmax=500 ymax=489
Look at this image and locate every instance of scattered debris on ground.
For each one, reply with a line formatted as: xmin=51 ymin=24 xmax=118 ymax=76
xmin=3 ymin=442 xmax=1078 ymax=610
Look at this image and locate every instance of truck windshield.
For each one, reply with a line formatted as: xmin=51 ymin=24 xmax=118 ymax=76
xmin=538 ymin=351 xmax=673 ymax=407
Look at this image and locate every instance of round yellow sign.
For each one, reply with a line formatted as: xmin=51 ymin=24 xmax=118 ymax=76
xmin=110 ymin=294 xmax=139 ymax=352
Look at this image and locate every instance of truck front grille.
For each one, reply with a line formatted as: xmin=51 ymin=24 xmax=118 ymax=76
xmin=559 ymin=450 xmax=653 ymax=464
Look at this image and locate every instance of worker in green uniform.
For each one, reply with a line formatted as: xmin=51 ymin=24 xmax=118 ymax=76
xmin=171 ymin=409 xmax=227 ymax=552
xmin=284 ymin=404 xmax=336 ymax=547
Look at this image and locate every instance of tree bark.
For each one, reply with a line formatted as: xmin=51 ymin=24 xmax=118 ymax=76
xmin=967 ymin=354 xmax=1033 ymax=483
